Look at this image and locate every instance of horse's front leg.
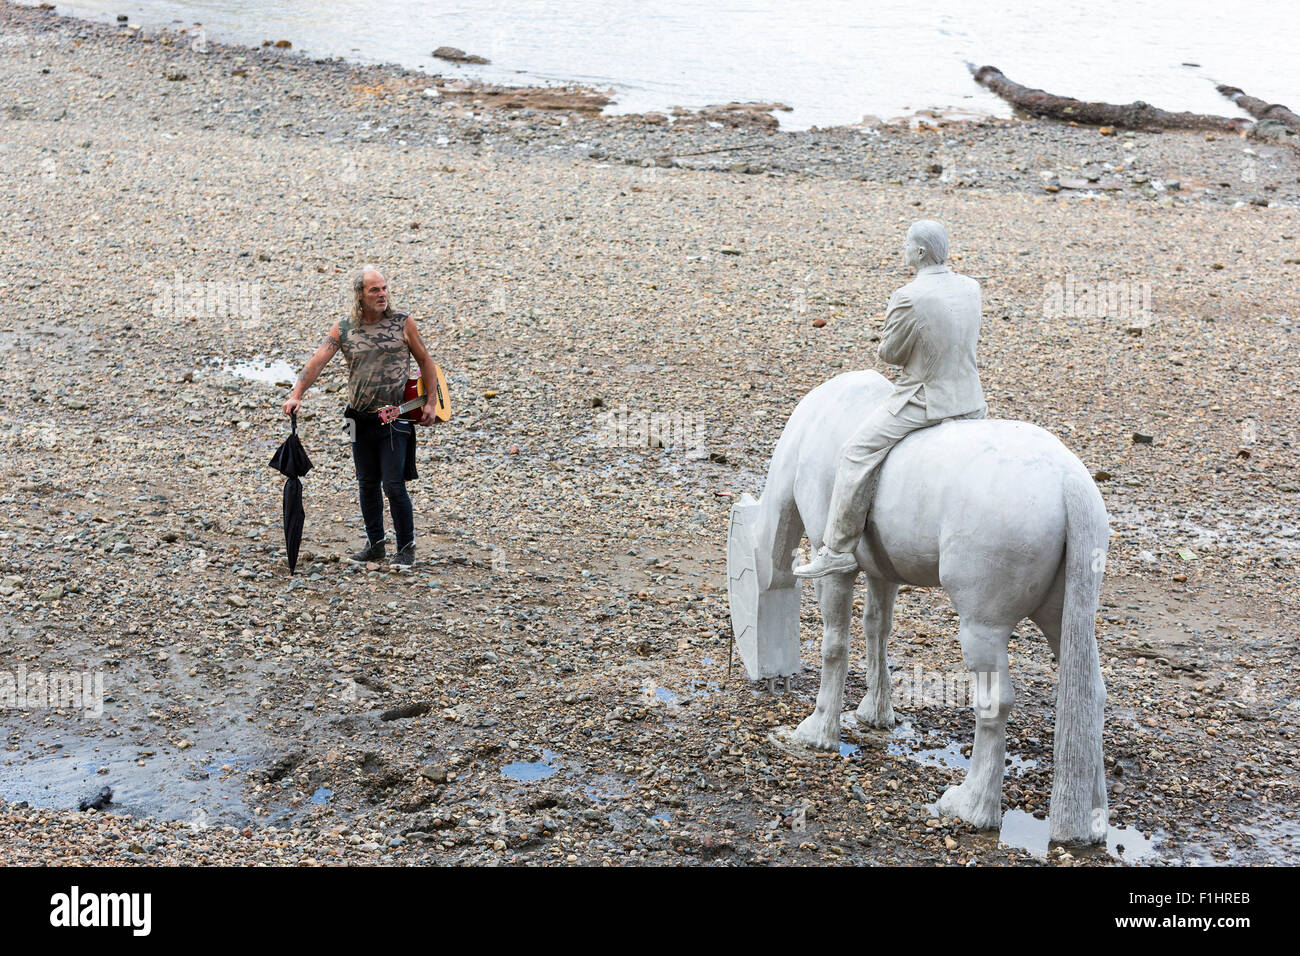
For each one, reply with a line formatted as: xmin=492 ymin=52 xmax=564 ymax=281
xmin=936 ymin=622 xmax=1014 ymax=830
xmin=793 ymin=572 xmax=856 ymax=751
xmin=856 ymin=575 xmax=899 ymax=728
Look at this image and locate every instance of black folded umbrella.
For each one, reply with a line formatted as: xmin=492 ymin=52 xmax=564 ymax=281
xmin=268 ymin=412 xmax=313 ymax=574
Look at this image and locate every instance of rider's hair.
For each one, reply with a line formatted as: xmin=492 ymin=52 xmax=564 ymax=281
xmin=908 ymin=220 xmax=950 ymax=265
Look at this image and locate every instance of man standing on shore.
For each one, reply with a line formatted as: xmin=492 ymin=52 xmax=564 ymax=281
xmin=282 ymin=265 xmax=438 ymax=568
xmin=794 ymin=220 xmax=987 ymax=578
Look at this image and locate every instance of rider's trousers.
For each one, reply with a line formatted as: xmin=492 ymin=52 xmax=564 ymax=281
xmin=823 ymin=399 xmax=986 ymax=554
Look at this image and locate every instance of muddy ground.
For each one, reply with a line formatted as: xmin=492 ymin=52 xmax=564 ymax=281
xmin=0 ymin=2 xmax=1296 ymax=865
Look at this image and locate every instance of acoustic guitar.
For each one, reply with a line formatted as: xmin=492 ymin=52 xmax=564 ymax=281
xmin=378 ymin=364 xmax=452 ymax=425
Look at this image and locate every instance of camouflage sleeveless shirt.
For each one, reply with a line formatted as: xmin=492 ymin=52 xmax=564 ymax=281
xmin=338 ymin=309 xmax=411 ymax=413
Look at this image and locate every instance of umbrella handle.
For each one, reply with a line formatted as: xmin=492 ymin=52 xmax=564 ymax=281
xmin=290 ymin=410 xmax=298 ymax=434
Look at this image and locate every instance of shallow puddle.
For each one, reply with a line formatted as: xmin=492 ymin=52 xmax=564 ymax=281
xmin=1170 ymin=812 xmax=1300 ymax=865
xmin=0 ymin=733 xmax=264 ymax=826
xmin=890 ymin=738 xmax=1037 ymax=775
xmin=853 ymin=717 xmax=1162 ymax=863
xmin=0 ymin=636 xmax=295 ymax=828
xmin=631 ymin=675 xmax=720 ymax=710
xmin=1229 ymin=815 xmax=1300 ymax=864
xmin=501 ymin=749 xmax=562 ymax=782
xmin=996 ymin=808 xmax=1160 ymax=862
xmin=846 ymin=719 xmax=1038 ymax=774
xmin=685 ymin=678 xmax=720 ymax=699
xmin=202 ymin=754 xmax=251 ymax=777
xmin=215 ymin=356 xmax=298 ymax=386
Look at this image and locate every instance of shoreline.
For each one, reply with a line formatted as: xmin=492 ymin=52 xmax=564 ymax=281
xmin=18 ymin=0 xmax=1019 ymax=131
xmin=6 ymin=0 xmax=1298 ymax=208
xmin=0 ymin=0 xmax=1298 ymax=866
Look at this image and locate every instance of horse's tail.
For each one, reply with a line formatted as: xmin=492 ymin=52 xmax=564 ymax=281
xmin=1049 ymin=471 xmax=1109 ymax=844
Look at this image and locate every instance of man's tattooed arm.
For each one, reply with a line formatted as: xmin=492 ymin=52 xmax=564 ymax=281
xmin=295 ymin=332 xmax=339 ymax=388
xmin=286 ymin=323 xmax=342 ymax=407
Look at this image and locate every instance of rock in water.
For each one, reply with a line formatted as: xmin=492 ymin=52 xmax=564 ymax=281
xmin=433 ymin=46 xmax=490 ymax=65
xmin=78 ymin=787 xmax=113 ymax=811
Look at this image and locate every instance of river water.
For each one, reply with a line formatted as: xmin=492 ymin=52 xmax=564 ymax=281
xmin=20 ymin=0 xmax=1298 ymax=130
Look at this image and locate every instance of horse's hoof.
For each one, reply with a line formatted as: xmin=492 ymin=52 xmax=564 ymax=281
xmin=791 ymin=716 xmax=839 ymax=752
xmin=936 ymin=783 xmax=1002 ymax=831
xmin=854 ymin=703 xmax=896 ymax=729
xmin=1049 ymin=810 xmax=1109 ymax=846
xmin=768 ymin=725 xmax=833 ymax=759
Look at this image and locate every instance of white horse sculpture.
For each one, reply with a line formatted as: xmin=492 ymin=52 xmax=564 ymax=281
xmin=730 ymin=370 xmax=1109 ymax=844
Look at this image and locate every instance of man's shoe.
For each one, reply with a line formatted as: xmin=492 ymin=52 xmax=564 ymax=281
xmin=793 ymin=546 xmax=858 ymax=578
xmin=348 ymin=539 xmax=386 ymax=565
xmin=392 ymin=543 xmax=415 ymax=570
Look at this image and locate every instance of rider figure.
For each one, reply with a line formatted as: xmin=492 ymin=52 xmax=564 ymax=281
xmin=794 ymin=220 xmax=987 ymax=578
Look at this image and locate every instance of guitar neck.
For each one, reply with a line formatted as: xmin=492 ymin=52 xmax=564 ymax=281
xmin=396 ymin=394 xmax=427 ymax=414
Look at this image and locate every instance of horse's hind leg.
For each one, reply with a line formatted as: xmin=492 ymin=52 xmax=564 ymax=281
xmin=935 ymin=620 xmax=1015 ymax=830
xmin=793 ymin=572 xmax=856 ymax=751
xmin=855 ymin=575 xmax=899 ymax=728
xmin=1030 ymin=564 xmax=1066 ymax=662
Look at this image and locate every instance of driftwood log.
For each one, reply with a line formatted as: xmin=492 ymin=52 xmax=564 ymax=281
xmin=1216 ymin=86 xmax=1300 ymax=134
xmin=969 ymin=64 xmax=1249 ymax=133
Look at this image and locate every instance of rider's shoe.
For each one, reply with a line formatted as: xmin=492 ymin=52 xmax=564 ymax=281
xmin=348 ymin=538 xmax=386 ymax=565
xmin=793 ymin=546 xmax=858 ymax=578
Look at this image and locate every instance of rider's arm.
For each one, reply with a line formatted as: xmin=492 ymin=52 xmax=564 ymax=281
xmin=878 ymin=292 xmax=920 ymax=366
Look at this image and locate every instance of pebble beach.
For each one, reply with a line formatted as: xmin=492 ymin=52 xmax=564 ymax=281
xmin=0 ymin=1 xmax=1298 ymax=866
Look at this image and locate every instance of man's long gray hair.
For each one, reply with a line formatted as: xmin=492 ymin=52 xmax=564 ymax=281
xmin=350 ymin=265 xmax=397 ymax=323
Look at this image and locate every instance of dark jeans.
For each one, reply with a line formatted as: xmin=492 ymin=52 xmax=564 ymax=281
xmin=349 ymin=409 xmax=414 ymax=550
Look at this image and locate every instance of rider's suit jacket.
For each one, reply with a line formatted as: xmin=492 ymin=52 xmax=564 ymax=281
xmin=878 ymin=263 xmax=987 ymax=420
